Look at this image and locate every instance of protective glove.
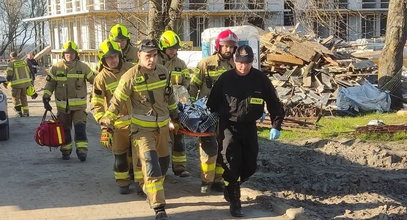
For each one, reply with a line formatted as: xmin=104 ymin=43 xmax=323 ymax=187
xmin=259 ymin=112 xmax=267 ymax=123
xmin=2 ymin=82 xmax=8 ymax=89
xmin=43 ymin=97 xmax=52 ymax=111
xmin=100 ymin=128 xmax=113 ymax=150
xmin=31 ymin=92 xmax=38 ymax=100
xmin=269 ymin=128 xmax=280 ymax=140
xmin=99 ymin=117 xmax=113 ymax=129
xmin=169 ymin=121 xmax=181 ymax=134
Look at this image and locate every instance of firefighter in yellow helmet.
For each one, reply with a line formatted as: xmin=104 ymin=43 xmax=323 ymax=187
xmin=99 ymin=39 xmax=178 ymax=220
xmin=109 ymin=24 xmax=138 ymax=64
xmin=92 ymin=39 xmax=143 ymax=194
xmin=189 ymin=29 xmax=238 ymax=194
xmin=6 ymin=51 xmax=35 ymax=117
xmin=157 ymin=30 xmax=191 ymax=177
xmin=43 ymin=41 xmax=95 ymax=161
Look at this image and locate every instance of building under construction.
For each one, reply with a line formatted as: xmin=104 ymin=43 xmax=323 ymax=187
xmin=24 ymin=0 xmax=389 ymax=66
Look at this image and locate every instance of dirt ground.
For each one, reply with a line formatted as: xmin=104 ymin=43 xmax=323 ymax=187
xmin=247 ymin=138 xmax=407 ymax=220
xmin=1 ymin=73 xmax=406 ymax=220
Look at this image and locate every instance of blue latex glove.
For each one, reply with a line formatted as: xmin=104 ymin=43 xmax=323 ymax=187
xmin=269 ymin=128 xmax=280 ymax=140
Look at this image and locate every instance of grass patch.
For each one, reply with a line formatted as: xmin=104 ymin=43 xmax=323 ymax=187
xmin=258 ymin=112 xmax=407 ymax=141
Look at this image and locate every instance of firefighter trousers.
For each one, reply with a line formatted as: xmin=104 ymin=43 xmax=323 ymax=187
xmin=112 ymin=125 xmax=143 ymax=187
xmin=170 ymin=131 xmax=187 ymax=174
xmin=218 ymin=121 xmax=259 ymax=185
xmin=11 ymin=87 xmax=28 ymax=115
xmin=58 ymin=110 xmax=88 ymax=154
xmin=199 ymin=135 xmax=223 ymax=184
xmin=132 ymin=126 xmax=170 ymax=209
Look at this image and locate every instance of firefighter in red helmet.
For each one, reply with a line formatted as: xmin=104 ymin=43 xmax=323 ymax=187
xmin=189 ymin=29 xmax=238 ymax=194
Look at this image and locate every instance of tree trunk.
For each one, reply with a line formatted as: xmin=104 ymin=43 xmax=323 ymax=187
xmin=148 ymin=0 xmax=164 ymax=39
xmin=166 ymin=0 xmax=183 ymax=30
xmin=378 ymin=0 xmax=407 ymax=109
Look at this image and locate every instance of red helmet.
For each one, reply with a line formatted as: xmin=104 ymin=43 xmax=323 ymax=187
xmin=215 ymin=29 xmax=238 ymax=52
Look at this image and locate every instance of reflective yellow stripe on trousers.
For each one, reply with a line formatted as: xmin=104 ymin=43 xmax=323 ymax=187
xmin=55 ymin=98 xmax=87 ymax=109
xmin=143 ymin=179 xmax=164 ymax=193
xmin=131 ymin=114 xmax=170 ymax=128
xmin=201 ymin=163 xmax=216 ymax=172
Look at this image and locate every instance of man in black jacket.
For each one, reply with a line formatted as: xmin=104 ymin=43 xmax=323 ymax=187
xmin=26 ymin=53 xmax=39 ymax=82
xmin=207 ymin=45 xmax=285 ymax=217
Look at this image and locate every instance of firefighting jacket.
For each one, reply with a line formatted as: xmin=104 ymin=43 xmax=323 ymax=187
xmin=92 ymin=62 xmax=134 ymax=128
xmin=207 ymin=68 xmax=285 ymax=130
xmin=157 ymin=51 xmax=190 ymax=87
xmin=189 ymin=53 xmax=234 ymax=99
xmin=104 ymin=63 xmax=178 ymax=131
xmin=43 ymin=60 xmax=95 ymax=111
xmin=123 ymin=44 xmax=139 ymax=64
xmin=6 ymin=59 xmax=32 ymax=89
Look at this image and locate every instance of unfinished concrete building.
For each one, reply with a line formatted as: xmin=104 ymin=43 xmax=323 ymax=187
xmin=25 ymin=0 xmax=389 ymax=66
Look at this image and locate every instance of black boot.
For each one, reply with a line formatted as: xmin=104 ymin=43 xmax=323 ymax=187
xmin=154 ymin=206 xmax=168 ymax=220
xmin=227 ymin=183 xmax=244 ymax=217
xmin=61 ymin=150 xmax=71 ymax=160
xmin=76 ymin=149 xmax=87 ymax=162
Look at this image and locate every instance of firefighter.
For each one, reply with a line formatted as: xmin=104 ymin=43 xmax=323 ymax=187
xmin=157 ymin=30 xmax=191 ymax=177
xmin=99 ymin=39 xmax=178 ymax=220
xmin=6 ymin=51 xmax=34 ymax=117
xmin=207 ymin=45 xmax=285 ymax=217
xmin=109 ymin=24 xmax=138 ymax=64
xmin=43 ymin=40 xmax=95 ymax=161
xmin=189 ymin=29 xmax=238 ymax=193
xmin=92 ymin=39 xmax=143 ymax=194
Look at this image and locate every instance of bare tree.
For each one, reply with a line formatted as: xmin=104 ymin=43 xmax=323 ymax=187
xmin=378 ymin=0 xmax=407 ymax=109
xmin=0 ymin=0 xmax=46 ymax=57
xmin=148 ymin=0 xmax=183 ymax=39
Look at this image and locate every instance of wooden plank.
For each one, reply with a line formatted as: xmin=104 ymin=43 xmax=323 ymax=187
xmin=322 ymin=55 xmax=339 ymax=66
xmin=288 ymin=41 xmax=316 ymax=62
xmin=303 ymin=76 xmax=312 ymax=87
xmin=267 ymin=54 xmax=304 ymax=65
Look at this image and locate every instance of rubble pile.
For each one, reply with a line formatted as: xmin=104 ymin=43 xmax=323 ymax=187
xmin=260 ymin=31 xmax=378 ymax=118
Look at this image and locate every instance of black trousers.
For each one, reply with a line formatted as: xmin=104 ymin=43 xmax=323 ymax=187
xmin=218 ymin=121 xmax=259 ymax=184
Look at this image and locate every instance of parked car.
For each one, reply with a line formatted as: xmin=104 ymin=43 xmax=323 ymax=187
xmin=0 ymin=75 xmax=9 ymax=140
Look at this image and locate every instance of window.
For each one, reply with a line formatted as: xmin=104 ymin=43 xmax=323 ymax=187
xmin=380 ymin=14 xmax=387 ymax=36
xmin=188 ymin=0 xmax=207 ymax=10
xmin=248 ymin=0 xmax=265 ymax=10
xmin=334 ymin=15 xmax=348 ymax=40
xmin=248 ymin=17 xmax=264 ymax=29
xmin=334 ymin=0 xmax=348 ymax=9
xmin=361 ymin=15 xmax=376 ymax=38
xmin=225 ymin=16 xmax=244 ymax=27
xmin=381 ymin=0 xmax=389 ymax=8
xmin=362 ymin=0 xmax=376 ymax=9
xmin=189 ymin=16 xmax=207 ymax=47
xmin=284 ymin=1 xmax=294 ymax=26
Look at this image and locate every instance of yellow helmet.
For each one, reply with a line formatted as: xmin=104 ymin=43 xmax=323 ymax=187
xmin=98 ymin=39 xmax=122 ymax=61
xmin=159 ymin=30 xmax=183 ymax=50
xmin=109 ymin=24 xmax=131 ymax=41
xmin=26 ymin=85 xmax=36 ymax=96
xmin=62 ymin=41 xmax=79 ymax=53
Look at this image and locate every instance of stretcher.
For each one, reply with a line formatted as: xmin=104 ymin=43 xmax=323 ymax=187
xmin=177 ymin=128 xmax=215 ymax=137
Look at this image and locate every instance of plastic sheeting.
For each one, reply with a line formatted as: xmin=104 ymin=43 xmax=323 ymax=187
xmin=179 ymin=97 xmax=218 ymax=133
xmin=336 ymin=81 xmax=391 ymax=113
